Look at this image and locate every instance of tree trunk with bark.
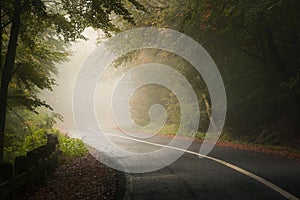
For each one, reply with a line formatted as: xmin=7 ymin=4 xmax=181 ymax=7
xmin=0 ymin=0 xmax=22 ymax=163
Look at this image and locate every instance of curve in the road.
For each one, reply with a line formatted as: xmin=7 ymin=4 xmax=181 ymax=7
xmin=105 ymin=133 xmax=299 ymax=200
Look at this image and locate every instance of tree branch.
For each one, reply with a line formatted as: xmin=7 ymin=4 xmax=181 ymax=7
xmin=10 ymin=63 xmax=22 ymax=77
xmin=1 ymin=18 xmax=14 ymax=29
xmin=7 ymin=104 xmax=32 ymax=134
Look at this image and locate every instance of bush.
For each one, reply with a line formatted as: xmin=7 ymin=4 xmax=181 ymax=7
xmin=4 ymin=129 xmax=47 ymax=164
xmin=52 ymin=130 xmax=88 ymax=163
xmin=58 ymin=136 xmax=88 ymax=158
xmin=4 ymin=128 xmax=88 ymax=164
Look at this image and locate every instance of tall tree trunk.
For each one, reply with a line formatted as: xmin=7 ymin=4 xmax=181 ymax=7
xmin=0 ymin=0 xmax=22 ymax=163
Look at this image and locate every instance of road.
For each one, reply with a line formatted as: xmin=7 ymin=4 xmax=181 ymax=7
xmin=82 ymin=128 xmax=300 ymax=200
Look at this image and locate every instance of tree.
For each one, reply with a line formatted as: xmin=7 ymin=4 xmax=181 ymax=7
xmin=0 ymin=0 xmax=144 ymax=162
xmin=110 ymin=0 xmax=300 ymax=145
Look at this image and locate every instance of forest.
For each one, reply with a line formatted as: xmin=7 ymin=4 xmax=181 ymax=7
xmin=114 ymin=0 xmax=300 ymax=148
xmin=1 ymin=0 xmax=300 ymax=166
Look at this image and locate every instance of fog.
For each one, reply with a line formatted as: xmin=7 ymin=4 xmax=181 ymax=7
xmin=43 ymin=28 xmax=117 ymax=136
xmin=42 ymin=28 xmax=186 ymax=139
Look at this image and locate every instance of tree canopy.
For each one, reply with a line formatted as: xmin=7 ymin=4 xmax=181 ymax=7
xmin=1 ymin=0 xmax=299 ymax=163
xmin=0 ymin=0 xmax=144 ymax=162
xmin=108 ymin=0 xmax=300 ymax=145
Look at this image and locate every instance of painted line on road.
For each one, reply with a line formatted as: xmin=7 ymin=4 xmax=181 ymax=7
xmin=105 ymin=132 xmax=299 ymax=200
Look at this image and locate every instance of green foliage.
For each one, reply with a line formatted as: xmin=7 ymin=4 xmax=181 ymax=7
xmin=0 ymin=0 xmax=145 ymax=161
xmin=5 ymin=107 xmax=62 ymax=138
xmin=3 ymin=129 xmax=46 ymax=164
xmin=48 ymin=129 xmax=88 ymax=163
xmin=159 ymin=124 xmax=179 ymax=135
xmin=3 ymin=127 xmax=88 ymax=164
xmin=57 ymin=134 xmax=88 ymax=159
xmin=3 ymin=108 xmax=61 ymax=163
xmin=22 ymin=129 xmax=47 ymax=152
xmin=109 ymin=0 xmax=300 ymax=146
xmin=195 ymin=132 xmax=206 ymax=140
xmin=3 ymin=103 xmax=87 ymax=163
xmin=2 ymin=3 xmax=72 ymax=113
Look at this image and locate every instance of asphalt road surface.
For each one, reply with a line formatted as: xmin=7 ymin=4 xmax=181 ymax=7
xmin=83 ymin=129 xmax=300 ymax=200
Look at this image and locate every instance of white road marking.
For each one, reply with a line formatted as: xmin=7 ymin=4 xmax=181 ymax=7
xmin=104 ymin=132 xmax=300 ymax=200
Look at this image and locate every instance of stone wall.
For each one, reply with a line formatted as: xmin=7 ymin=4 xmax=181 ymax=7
xmin=0 ymin=134 xmax=60 ymax=199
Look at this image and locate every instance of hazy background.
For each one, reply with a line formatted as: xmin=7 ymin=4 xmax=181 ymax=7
xmin=43 ymin=28 xmax=99 ymax=135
